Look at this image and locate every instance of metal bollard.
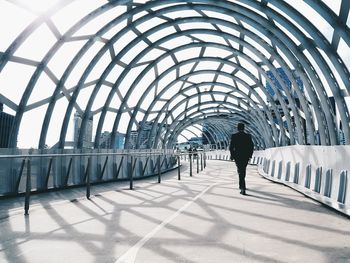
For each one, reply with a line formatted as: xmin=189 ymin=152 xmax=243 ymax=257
xmin=189 ymin=155 xmax=192 ymax=177
xmin=177 ymin=155 xmax=181 ymax=180
xmin=24 ymin=158 xmax=31 ymax=215
xmin=130 ymin=155 xmax=134 ymax=190
xmin=158 ymin=155 xmax=161 ymax=183
xmin=204 ymin=152 xmax=206 ymax=168
xmin=86 ymin=157 xmax=91 ymax=199
xmin=197 ymin=154 xmax=199 ymax=174
xmin=200 ymin=153 xmax=203 ymax=171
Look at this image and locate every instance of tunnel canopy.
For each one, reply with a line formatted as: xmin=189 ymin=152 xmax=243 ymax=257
xmin=1 ymin=0 xmax=350 ymax=149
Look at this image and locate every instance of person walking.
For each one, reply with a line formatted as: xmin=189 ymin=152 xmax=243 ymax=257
xmin=229 ymin=123 xmax=254 ymax=195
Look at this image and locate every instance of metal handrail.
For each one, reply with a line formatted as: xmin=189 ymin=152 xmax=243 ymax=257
xmin=0 ymin=150 xmax=170 ymax=159
xmin=0 ymin=150 xmax=208 ymax=159
xmin=0 ymin=150 xmax=213 ymax=215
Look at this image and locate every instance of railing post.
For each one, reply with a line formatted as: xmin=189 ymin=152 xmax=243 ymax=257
xmin=86 ymin=157 xmax=91 ymax=199
xmin=204 ymin=152 xmax=206 ymax=168
xmin=24 ymin=157 xmax=30 ymax=215
xmin=158 ymin=154 xmax=161 ymax=183
xmin=177 ymin=155 xmax=181 ymax=180
xmin=130 ymin=155 xmax=134 ymax=190
xmin=200 ymin=153 xmax=203 ymax=171
xmin=197 ymin=154 xmax=199 ymax=174
xmin=189 ymin=155 xmax=192 ymax=177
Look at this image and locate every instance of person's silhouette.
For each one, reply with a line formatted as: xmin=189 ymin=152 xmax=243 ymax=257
xmin=229 ymin=123 xmax=254 ymax=195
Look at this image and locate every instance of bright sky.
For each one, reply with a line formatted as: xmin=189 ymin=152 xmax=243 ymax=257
xmin=0 ymin=0 xmax=349 ymax=148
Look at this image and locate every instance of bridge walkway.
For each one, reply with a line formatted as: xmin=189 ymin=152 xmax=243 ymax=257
xmin=0 ymin=160 xmax=349 ymax=263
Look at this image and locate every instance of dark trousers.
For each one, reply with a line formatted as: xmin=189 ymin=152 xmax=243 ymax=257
xmin=235 ymin=158 xmax=249 ymax=190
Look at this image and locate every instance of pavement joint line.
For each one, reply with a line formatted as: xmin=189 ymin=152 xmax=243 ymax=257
xmin=115 ymin=182 xmax=219 ymax=263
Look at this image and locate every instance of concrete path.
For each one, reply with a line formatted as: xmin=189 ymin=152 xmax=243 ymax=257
xmin=0 ymin=160 xmax=349 ymax=263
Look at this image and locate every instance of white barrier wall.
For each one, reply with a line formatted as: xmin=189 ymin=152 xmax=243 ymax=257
xmin=252 ymin=145 xmax=350 ymax=216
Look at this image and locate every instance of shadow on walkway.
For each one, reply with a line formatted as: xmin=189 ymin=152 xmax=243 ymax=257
xmin=0 ymin=161 xmax=349 ymax=263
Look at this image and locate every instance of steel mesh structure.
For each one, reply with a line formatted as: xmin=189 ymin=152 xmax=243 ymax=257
xmin=1 ymin=0 xmax=350 ymax=150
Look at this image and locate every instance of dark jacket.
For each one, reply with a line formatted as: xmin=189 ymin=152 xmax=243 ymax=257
xmin=229 ymin=131 xmax=254 ymax=161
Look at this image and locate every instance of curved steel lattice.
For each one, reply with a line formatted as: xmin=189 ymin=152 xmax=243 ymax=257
xmin=1 ymin=0 xmax=350 ymax=150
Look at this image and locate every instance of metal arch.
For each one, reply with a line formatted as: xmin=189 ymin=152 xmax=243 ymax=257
xmin=199 ymin=125 xmax=221 ymax=149
xmin=176 ymin=121 xmax=221 ymax=149
xmin=203 ymin=124 xmax=228 ymax=150
xmin=0 ymin=2 xmax=304 ymax=146
xmin=89 ymin=1 xmax=348 ymax=145
xmin=198 ymin=122 xmax=227 ymax=149
xmin=127 ymin=58 xmax=278 ymax=148
xmin=211 ymin=0 xmax=337 ymax=145
xmin=68 ymin=15 xmax=292 ymax=148
xmin=155 ymin=99 xmax=267 ymax=149
xmin=1 ymin=0 xmax=348 ymax=148
xmin=209 ymin=122 xmax=232 ymax=149
xmin=135 ymin=75 xmax=272 ymax=149
xmin=267 ymin=0 xmax=350 ymax=96
xmin=179 ymin=4 xmax=317 ymax=144
xmin=193 ymin=120 xmax=231 ymax=150
xmin=254 ymin=0 xmax=350 ymax=143
xmin=162 ymin=104 xmax=265 ymax=149
xmin=163 ymin=104 xmax=264 ymax=149
xmin=177 ymin=127 xmax=202 ymax=147
xmin=6 ymin=0 xmax=126 ymax=148
xmin=135 ymin=55 xmax=286 ymax=146
xmin=194 ymin=117 xmax=263 ymax=150
xmin=83 ymin=1 xmax=338 ymax=147
xmin=167 ymin=113 xmax=264 ymax=150
xmin=177 ymin=118 xmax=244 ymax=150
xmin=135 ymin=76 xmax=273 ymax=149
xmin=54 ymin=8 xmax=303 ymax=149
xmin=182 ymin=0 xmax=333 ymax=144
xmin=122 ymin=44 xmax=283 ymax=147
xmin=101 ymin=28 xmax=302 ymax=148
xmin=208 ymin=0 xmax=350 ymax=143
xmin=35 ymin=1 xmax=189 ymax=149
xmin=304 ymin=0 xmax=350 ymax=45
xmin=0 ymin=0 xmax=74 ymax=71
xmin=104 ymin=26 xmax=301 ymax=148
xmin=182 ymin=125 xmax=214 ymax=148
xmin=138 ymin=80 xmax=267 ymax=149
xmin=108 ymin=2 xmax=336 ymax=146
xmin=182 ymin=124 xmax=228 ymax=150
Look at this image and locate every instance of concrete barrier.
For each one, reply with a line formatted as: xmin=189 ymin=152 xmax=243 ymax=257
xmin=253 ymin=145 xmax=350 ymax=216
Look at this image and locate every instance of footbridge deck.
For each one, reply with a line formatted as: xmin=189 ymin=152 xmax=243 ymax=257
xmin=0 ymin=160 xmax=349 ymax=263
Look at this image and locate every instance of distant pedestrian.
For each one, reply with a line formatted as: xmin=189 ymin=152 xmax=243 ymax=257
xmin=229 ymin=123 xmax=254 ymax=195
xmin=188 ymin=146 xmax=193 ymax=160
xmin=193 ymin=146 xmax=198 ymax=159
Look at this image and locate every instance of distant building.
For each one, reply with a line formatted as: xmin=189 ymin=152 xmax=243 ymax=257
xmin=99 ymin=131 xmax=125 ymax=149
xmin=188 ymin=137 xmax=203 ymax=146
xmin=115 ymin=133 xmax=125 ymax=149
xmin=99 ymin=131 xmax=111 ymax=149
xmin=0 ymin=103 xmax=15 ymax=148
xmin=176 ymin=142 xmax=191 ymax=151
xmin=129 ymin=130 xmax=138 ymax=149
xmin=338 ymin=130 xmax=345 ymax=145
xmin=266 ymin=68 xmax=303 ymax=101
xmin=73 ymin=111 xmax=93 ymax=148
xmin=137 ymin=121 xmax=168 ymax=149
xmin=266 ymin=68 xmax=304 ymax=125
xmin=266 ymin=68 xmax=309 ymax=144
xmin=138 ymin=121 xmax=153 ymax=148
